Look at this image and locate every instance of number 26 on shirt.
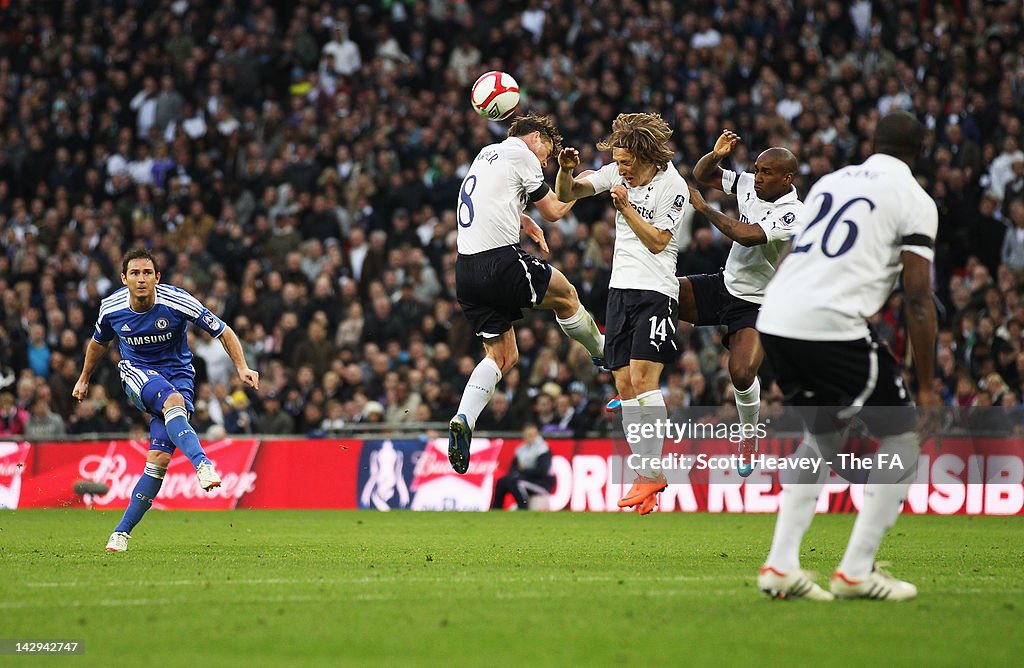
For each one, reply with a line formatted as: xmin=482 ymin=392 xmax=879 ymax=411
xmin=790 ymin=192 xmax=874 ymax=258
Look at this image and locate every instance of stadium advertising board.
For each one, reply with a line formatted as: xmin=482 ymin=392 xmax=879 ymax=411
xmin=6 ymin=438 xmax=1022 ymax=514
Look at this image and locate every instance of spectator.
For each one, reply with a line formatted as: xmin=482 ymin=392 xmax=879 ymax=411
xmin=1001 ymin=200 xmax=1024 ymax=272
xmin=68 ymin=400 xmax=103 ymax=435
xmin=95 ymin=401 xmax=135 ymax=434
xmin=254 ymin=393 xmax=295 ymax=435
xmin=25 ymin=399 xmax=67 ymax=439
xmin=0 ymin=392 xmax=27 ymax=436
xmin=24 ymin=324 xmax=51 ymax=379
xmin=191 ymin=400 xmax=216 ymax=435
xmin=491 ymin=424 xmax=555 ymax=510
xmin=0 ymin=1 xmax=1022 ymax=436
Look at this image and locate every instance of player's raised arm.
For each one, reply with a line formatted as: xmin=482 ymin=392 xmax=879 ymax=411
xmin=73 ymin=338 xmax=110 ymax=401
xmin=692 ymin=130 xmax=740 ymax=191
xmin=217 ymin=325 xmax=260 ymax=390
xmin=687 ymin=182 xmax=767 ymax=247
xmin=555 ymin=147 xmax=597 ymax=202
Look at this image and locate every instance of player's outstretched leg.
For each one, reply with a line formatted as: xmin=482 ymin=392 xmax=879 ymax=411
xmin=449 ymin=331 xmax=516 ymax=474
xmin=107 ymin=452 xmax=169 ymax=552
xmin=162 ymin=394 xmax=220 ymax=490
xmin=538 ymin=268 xmax=606 ymax=366
xmin=831 ymin=431 xmax=920 ymax=601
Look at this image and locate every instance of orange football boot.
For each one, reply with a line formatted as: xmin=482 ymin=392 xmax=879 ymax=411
xmin=617 ymin=474 xmax=668 ymax=509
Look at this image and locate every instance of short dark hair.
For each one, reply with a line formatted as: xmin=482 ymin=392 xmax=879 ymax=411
xmin=874 ymin=111 xmax=925 ymax=163
xmin=758 ymin=147 xmax=799 ymax=177
xmin=508 ymin=114 xmax=563 ymax=154
xmin=121 ymin=248 xmax=159 ymax=275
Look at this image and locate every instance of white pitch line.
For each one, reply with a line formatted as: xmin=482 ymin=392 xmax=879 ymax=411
xmin=4 ymin=584 xmax=1017 ymax=609
xmin=0 ymin=586 xmax=755 ymax=610
xmin=20 ymin=573 xmax=750 ymax=589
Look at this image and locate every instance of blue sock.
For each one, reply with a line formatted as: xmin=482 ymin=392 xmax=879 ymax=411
xmin=114 ymin=464 xmax=166 ymax=534
xmin=164 ymin=406 xmax=210 ymax=469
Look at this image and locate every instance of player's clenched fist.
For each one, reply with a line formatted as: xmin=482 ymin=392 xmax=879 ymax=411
xmin=609 ymin=184 xmax=630 ymax=211
xmin=558 ymin=147 xmax=580 ymax=170
xmin=239 ymin=368 xmax=260 ymax=390
xmin=72 ymin=379 xmax=89 ymax=401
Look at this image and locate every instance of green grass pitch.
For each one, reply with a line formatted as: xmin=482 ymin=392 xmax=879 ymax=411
xmin=1 ymin=510 xmax=1021 ymax=666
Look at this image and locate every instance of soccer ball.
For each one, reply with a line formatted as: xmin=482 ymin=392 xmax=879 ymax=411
xmin=471 ymin=71 xmax=520 ymax=121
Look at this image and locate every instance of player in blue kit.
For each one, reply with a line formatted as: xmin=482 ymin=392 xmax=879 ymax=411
xmin=73 ymin=248 xmax=259 ymax=552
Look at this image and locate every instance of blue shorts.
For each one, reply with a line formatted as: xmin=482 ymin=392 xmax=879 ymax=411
xmin=117 ymin=360 xmax=195 ymax=454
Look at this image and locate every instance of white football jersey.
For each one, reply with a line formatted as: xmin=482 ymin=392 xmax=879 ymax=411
xmin=456 ymin=136 xmax=548 ymax=255
xmin=758 ymin=153 xmax=938 ymax=341
xmin=721 ymin=169 xmax=803 ymax=304
xmin=585 ymin=163 xmax=688 ymax=298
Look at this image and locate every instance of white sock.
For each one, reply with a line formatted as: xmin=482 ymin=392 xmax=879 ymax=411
xmin=837 ymin=431 xmax=920 ymax=579
xmin=556 ymin=305 xmax=605 ymax=359
xmin=456 ymin=357 xmax=502 ymax=431
xmin=733 ymin=376 xmax=760 ymax=437
xmin=620 ymin=398 xmax=642 ymax=475
xmin=637 ymin=389 xmax=666 ymax=478
xmin=764 ymin=431 xmax=836 ymax=573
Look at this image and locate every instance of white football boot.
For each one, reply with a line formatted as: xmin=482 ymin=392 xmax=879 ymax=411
xmin=758 ymin=566 xmax=835 ymax=601
xmin=196 ymin=462 xmax=222 ymax=491
xmin=106 ymin=531 xmax=130 ymax=552
xmin=830 ymin=566 xmax=918 ymax=601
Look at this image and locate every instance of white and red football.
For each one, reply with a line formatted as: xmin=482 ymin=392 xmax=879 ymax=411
xmin=470 ymin=71 xmax=520 ymax=121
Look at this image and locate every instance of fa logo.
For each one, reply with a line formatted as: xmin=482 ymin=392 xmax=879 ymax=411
xmin=203 ymin=314 xmax=221 ymax=330
xmin=155 ymin=318 xmax=168 ymax=330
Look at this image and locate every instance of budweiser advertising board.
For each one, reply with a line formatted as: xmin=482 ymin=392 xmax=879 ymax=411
xmin=5 ymin=438 xmax=1022 ymax=514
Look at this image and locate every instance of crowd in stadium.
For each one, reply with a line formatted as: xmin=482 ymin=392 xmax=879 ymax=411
xmin=1 ymin=0 xmax=1023 ymax=439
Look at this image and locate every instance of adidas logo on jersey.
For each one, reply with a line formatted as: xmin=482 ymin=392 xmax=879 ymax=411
xmin=120 ymin=324 xmax=131 ymax=332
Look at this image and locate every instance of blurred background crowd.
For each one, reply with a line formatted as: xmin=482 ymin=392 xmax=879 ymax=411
xmin=1 ymin=0 xmax=1023 ymax=439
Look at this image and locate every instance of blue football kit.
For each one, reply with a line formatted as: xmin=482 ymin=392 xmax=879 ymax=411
xmin=93 ymin=283 xmax=226 ymax=453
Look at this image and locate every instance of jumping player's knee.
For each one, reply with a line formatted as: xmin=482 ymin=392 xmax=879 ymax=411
xmin=544 ymin=271 xmax=580 ymax=317
xmin=561 ymin=281 xmax=580 ymax=307
xmin=677 ymin=277 xmax=698 ymax=322
xmin=629 ymin=372 xmax=658 ymax=395
xmin=613 ymin=371 xmax=635 ymax=398
xmin=147 ymin=450 xmax=171 ymax=468
xmin=730 ymin=365 xmax=758 ymax=391
xmin=488 ymin=349 xmax=518 ymax=373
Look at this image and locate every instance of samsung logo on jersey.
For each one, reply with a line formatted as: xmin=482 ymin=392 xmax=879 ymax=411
xmin=123 ymin=333 xmax=174 ymax=345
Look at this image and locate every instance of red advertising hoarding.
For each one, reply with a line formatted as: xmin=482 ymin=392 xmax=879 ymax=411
xmin=3 ymin=437 xmax=1021 ymax=515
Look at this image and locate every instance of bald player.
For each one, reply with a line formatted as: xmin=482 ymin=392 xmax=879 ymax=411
xmin=684 ymin=132 xmax=804 ymax=476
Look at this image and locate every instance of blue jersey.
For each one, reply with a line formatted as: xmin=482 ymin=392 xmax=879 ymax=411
xmin=93 ymin=284 xmax=226 ymax=376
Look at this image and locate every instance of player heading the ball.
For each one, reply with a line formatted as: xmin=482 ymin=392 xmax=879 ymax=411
xmin=447 ymin=114 xmax=606 ymax=475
